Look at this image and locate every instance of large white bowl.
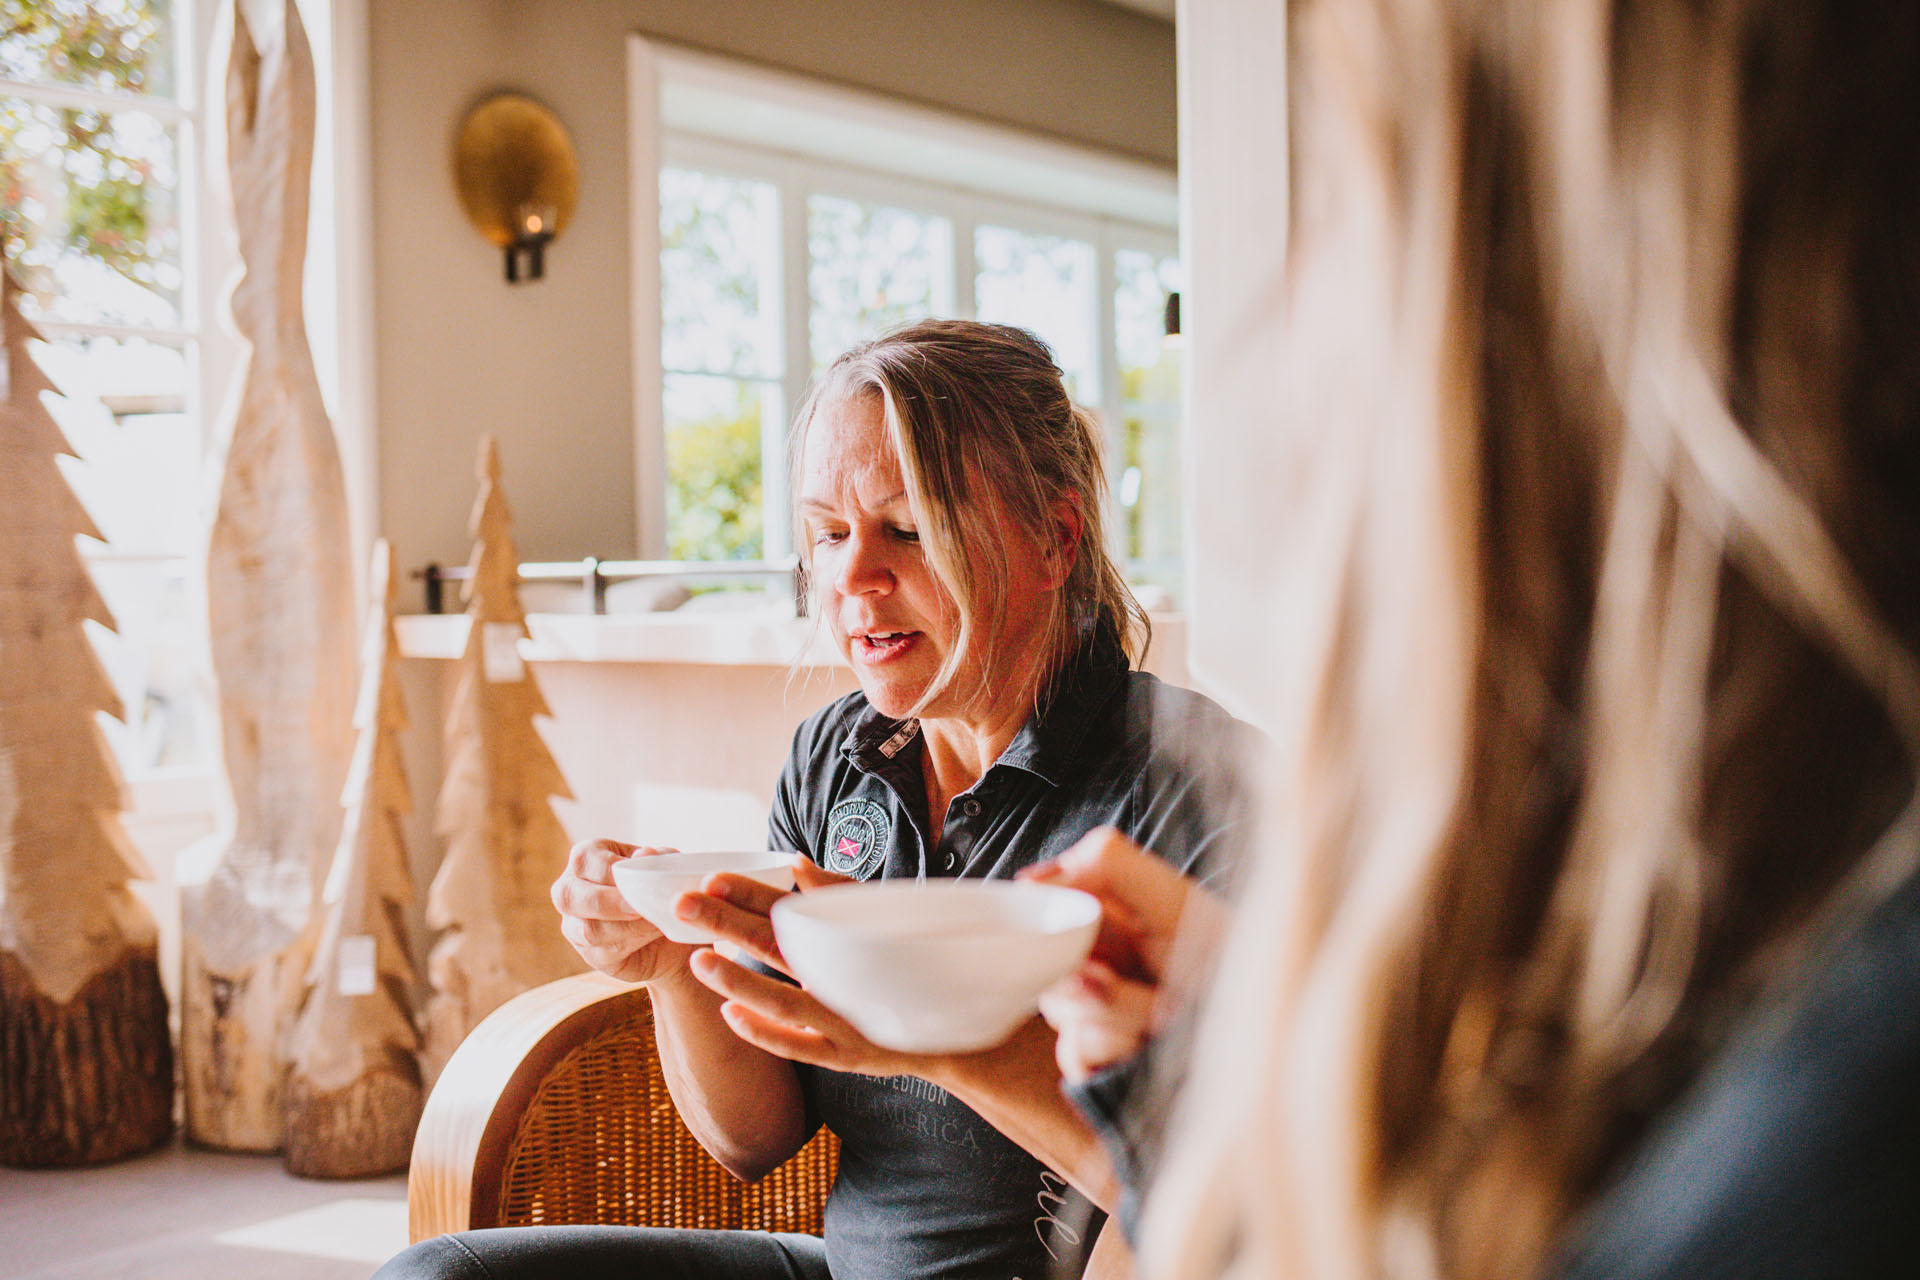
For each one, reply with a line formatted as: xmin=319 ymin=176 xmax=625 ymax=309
xmin=771 ymin=879 xmax=1101 ymax=1054
xmin=612 ymin=850 xmax=797 ymax=944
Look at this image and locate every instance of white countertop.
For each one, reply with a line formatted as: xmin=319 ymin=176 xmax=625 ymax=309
xmin=396 ymin=610 xmax=1188 ymax=674
xmin=394 ymin=610 xmax=844 ymax=666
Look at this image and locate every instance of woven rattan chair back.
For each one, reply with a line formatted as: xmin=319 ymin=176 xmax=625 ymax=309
xmin=495 ymin=999 xmax=839 ymax=1231
xmin=408 ymin=972 xmax=838 ymax=1242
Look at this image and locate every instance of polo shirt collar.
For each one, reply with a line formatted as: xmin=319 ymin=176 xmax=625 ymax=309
xmin=839 ymin=626 xmax=1130 ymax=787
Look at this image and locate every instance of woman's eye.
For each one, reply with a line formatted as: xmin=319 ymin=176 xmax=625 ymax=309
xmin=891 ymin=527 xmax=921 ymax=544
xmin=813 ymin=529 xmax=847 ymax=546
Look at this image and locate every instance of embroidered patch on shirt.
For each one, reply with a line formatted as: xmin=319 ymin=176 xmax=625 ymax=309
xmin=823 ymin=798 xmax=890 ymax=880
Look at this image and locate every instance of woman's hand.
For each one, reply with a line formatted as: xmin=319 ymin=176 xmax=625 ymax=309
xmin=551 ymin=839 xmax=698 ymax=984
xmin=1021 ymin=827 xmax=1226 ymax=1082
xmin=692 ymin=855 xmax=1132 ymax=1210
xmin=681 ymin=857 xmax=937 ymax=1079
xmin=690 ymin=947 xmax=936 ymax=1080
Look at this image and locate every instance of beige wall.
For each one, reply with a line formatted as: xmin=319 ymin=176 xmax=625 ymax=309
xmin=1175 ymin=0 xmax=1284 ymax=722
xmin=368 ymin=0 xmax=1177 ymax=581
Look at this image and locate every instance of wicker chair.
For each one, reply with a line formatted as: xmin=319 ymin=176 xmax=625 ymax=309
xmin=407 ymin=971 xmax=839 ymax=1243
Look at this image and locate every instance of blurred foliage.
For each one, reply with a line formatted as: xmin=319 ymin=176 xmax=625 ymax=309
xmin=667 ymin=382 xmax=765 ymax=561
xmin=659 ymin=168 xmax=775 ymax=559
xmin=1 ymin=0 xmax=169 ymax=95
xmin=807 ymin=194 xmax=943 ymax=371
xmin=61 ymin=128 xmax=156 ymax=276
xmin=1 ymin=0 xmax=175 ymax=307
xmin=659 ymin=167 xmax=774 ymax=376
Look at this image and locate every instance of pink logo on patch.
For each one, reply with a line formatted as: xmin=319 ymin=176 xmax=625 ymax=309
xmin=823 ymin=798 xmax=890 ymax=879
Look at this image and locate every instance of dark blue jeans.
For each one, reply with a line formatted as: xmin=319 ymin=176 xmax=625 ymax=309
xmin=372 ymin=1227 xmax=832 ymax=1280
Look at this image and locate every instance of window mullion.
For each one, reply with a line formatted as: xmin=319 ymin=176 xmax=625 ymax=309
xmin=952 ymin=204 xmax=978 ymax=319
xmin=1091 ymin=219 xmax=1118 ymax=411
xmin=0 ymin=75 xmax=192 ymax=121
xmin=770 ymin=166 xmax=812 ymax=560
xmin=29 ymin=320 xmax=195 ymax=346
xmin=1093 ymin=220 xmax=1127 ymax=562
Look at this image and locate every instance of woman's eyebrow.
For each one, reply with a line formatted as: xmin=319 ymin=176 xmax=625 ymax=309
xmin=798 ymin=491 xmax=909 ymax=512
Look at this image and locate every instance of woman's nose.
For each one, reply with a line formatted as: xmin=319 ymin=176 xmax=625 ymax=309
xmin=835 ymin=531 xmax=894 ymax=595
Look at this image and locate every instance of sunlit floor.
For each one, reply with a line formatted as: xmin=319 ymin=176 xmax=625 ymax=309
xmin=0 ymin=1136 xmax=408 ymax=1280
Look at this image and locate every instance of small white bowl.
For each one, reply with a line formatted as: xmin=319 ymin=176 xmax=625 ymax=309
xmin=771 ymin=879 xmax=1100 ymax=1054
xmin=612 ymin=850 xmax=798 ymax=944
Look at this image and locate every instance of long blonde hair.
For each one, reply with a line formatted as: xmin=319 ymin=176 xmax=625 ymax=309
xmin=1146 ymin=3 xmax=1920 ymax=1277
xmin=795 ymin=319 xmax=1149 ymax=714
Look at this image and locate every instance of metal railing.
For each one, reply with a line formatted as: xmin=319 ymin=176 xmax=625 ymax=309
xmin=413 ymin=556 xmax=805 ymax=616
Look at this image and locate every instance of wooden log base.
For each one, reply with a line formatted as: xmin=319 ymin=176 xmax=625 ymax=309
xmin=181 ymin=937 xmax=301 ymax=1153
xmin=284 ymin=1066 xmax=423 ymax=1179
xmin=0 ymin=946 xmax=173 ymax=1167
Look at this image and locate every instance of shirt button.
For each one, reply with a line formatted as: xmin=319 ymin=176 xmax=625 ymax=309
xmin=961 ymin=797 xmax=982 ymax=818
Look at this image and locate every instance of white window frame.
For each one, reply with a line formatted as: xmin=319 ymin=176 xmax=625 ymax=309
xmin=629 ymin=36 xmax=1180 ymax=567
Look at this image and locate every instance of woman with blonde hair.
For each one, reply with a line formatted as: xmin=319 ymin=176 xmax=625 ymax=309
xmin=381 ymin=319 xmax=1255 ymax=1280
xmin=1038 ymin=2 xmax=1920 ymax=1278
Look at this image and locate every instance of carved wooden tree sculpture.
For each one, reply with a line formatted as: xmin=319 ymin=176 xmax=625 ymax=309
xmin=421 ymin=438 xmax=582 ymax=1083
xmin=0 ymin=269 xmax=174 ymax=1167
xmin=181 ymin=0 xmax=357 ymax=1151
xmin=285 ymin=540 xmax=422 ymax=1177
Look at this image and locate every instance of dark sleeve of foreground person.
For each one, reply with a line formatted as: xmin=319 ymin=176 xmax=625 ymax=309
xmin=1548 ymin=850 xmax=1920 ymax=1280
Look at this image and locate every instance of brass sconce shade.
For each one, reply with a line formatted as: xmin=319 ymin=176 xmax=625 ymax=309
xmin=453 ymin=93 xmax=579 ymax=283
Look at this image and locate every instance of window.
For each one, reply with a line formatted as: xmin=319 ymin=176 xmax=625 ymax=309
xmin=2 ymin=0 xmax=210 ymax=776
xmin=973 ymin=224 xmax=1098 ymax=403
xmin=634 ymin=42 xmax=1186 ymax=605
xmin=807 ymin=194 xmax=952 ymax=374
xmin=1113 ymin=247 xmax=1185 ymax=601
xmin=658 ymin=167 xmax=781 ymax=562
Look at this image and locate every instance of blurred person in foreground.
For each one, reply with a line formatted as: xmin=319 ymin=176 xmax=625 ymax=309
xmin=377 ymin=319 xmax=1253 ymax=1280
xmin=1033 ymin=2 xmax=1920 ymax=1278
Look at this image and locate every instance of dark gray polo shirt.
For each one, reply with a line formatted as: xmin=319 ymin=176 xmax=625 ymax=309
xmin=764 ymin=631 xmax=1254 ymax=1280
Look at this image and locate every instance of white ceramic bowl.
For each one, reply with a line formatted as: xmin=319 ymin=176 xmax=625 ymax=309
xmin=612 ymin=850 xmax=798 ymax=944
xmin=771 ymin=879 xmax=1101 ymax=1054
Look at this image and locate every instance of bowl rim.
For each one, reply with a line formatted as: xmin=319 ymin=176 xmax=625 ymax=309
xmin=611 ymin=849 xmax=795 ymax=879
xmin=771 ymin=877 xmax=1100 ymax=936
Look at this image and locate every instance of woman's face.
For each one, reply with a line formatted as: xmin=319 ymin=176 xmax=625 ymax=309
xmin=799 ymin=395 xmax=1055 ymax=724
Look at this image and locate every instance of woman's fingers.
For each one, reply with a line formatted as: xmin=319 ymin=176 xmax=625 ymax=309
xmin=703 ymin=871 xmax=791 ymax=916
xmin=694 ymin=948 xmax=829 ymax=1023
xmin=1020 ymin=827 xmax=1223 ymax=980
xmin=552 ymin=839 xmax=679 ymax=920
xmin=1037 ymin=961 xmax=1159 ymax=1082
xmin=715 ymin=1001 xmax=841 ymax=1065
xmin=663 ymin=858 xmax=838 ymax=973
xmin=566 ymin=837 xmax=639 ymax=882
xmin=792 ymin=856 xmax=852 ymax=892
xmin=1023 ymin=829 xmax=1187 ymax=927
xmin=560 ymin=913 xmax=676 ymax=982
xmin=552 ymin=877 xmax=639 ymax=923
xmin=673 ymin=874 xmax=792 ymax=974
xmin=553 ymin=839 xmax=697 ymax=981
xmin=690 ymin=949 xmax=875 ymax=1070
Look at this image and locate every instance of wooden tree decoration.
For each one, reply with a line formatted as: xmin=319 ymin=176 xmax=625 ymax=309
xmin=0 ymin=269 xmax=173 ymax=1166
xmin=180 ymin=0 xmax=358 ymax=1151
xmin=284 ymin=540 xmax=423 ymax=1177
xmin=421 ymin=438 xmax=582 ymax=1083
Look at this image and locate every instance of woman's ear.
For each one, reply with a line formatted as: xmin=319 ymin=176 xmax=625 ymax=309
xmin=1046 ymin=497 xmax=1084 ymax=590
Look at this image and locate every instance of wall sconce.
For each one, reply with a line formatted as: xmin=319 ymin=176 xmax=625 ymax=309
xmin=452 ymin=92 xmax=579 ymax=284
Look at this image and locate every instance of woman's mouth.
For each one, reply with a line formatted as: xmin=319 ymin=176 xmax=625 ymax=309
xmin=852 ymin=630 xmax=918 ymax=662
